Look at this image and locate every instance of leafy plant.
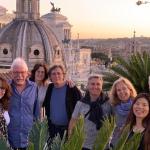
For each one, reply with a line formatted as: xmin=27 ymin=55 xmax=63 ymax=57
xmin=0 ymin=116 xmax=142 ymax=150
xmin=0 ymin=138 xmax=10 ymax=150
xmin=93 ymin=116 xmax=116 ymax=150
xmin=51 ymin=132 xmax=66 ymax=150
xmin=61 ymin=116 xmax=85 ymax=150
xmin=114 ymin=125 xmax=142 ymax=150
xmin=28 ymin=119 xmax=49 ymax=150
xmin=103 ymin=51 xmax=150 ymax=93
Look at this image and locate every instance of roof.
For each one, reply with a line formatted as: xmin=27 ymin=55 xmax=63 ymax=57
xmin=0 ymin=71 xmax=12 ymax=81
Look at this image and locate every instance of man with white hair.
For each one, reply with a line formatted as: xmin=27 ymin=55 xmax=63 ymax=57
xmin=8 ymin=57 xmax=39 ymax=150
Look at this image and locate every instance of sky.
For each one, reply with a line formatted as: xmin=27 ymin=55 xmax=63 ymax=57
xmin=0 ymin=0 xmax=150 ymax=39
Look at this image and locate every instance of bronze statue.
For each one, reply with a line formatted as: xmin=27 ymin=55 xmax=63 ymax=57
xmin=50 ymin=1 xmax=61 ymax=13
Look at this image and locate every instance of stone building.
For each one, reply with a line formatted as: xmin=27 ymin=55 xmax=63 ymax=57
xmin=0 ymin=0 xmax=64 ymax=69
xmin=0 ymin=1 xmax=91 ymax=82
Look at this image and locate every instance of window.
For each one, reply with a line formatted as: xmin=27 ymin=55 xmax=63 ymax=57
xmin=3 ymin=48 xmax=8 ymax=55
xmin=34 ymin=49 xmax=40 ymax=56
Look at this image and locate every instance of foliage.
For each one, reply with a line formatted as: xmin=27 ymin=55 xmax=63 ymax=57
xmin=28 ymin=119 xmax=49 ymax=150
xmin=0 ymin=116 xmax=142 ymax=150
xmin=61 ymin=116 xmax=85 ymax=150
xmin=50 ymin=116 xmax=85 ymax=150
xmin=50 ymin=132 xmax=66 ymax=150
xmin=93 ymin=116 xmax=116 ymax=150
xmin=114 ymin=125 xmax=142 ymax=150
xmin=51 ymin=116 xmax=141 ymax=150
xmin=103 ymin=51 xmax=150 ymax=93
xmin=0 ymin=138 xmax=10 ymax=150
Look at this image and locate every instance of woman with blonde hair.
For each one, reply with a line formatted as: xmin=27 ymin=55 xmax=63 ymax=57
xmin=109 ymin=77 xmax=137 ymax=148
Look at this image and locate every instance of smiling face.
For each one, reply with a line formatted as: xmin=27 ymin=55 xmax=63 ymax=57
xmin=35 ymin=66 xmax=45 ymax=83
xmin=133 ymin=97 xmax=149 ymax=120
xmin=87 ymin=77 xmax=103 ymax=98
xmin=50 ymin=67 xmax=65 ymax=86
xmin=116 ymin=81 xmax=131 ymax=102
xmin=12 ymin=65 xmax=28 ymax=86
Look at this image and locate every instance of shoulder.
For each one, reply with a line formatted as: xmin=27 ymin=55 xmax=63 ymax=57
xmin=47 ymin=83 xmax=54 ymax=90
xmin=67 ymin=85 xmax=81 ymax=93
xmin=27 ymin=79 xmax=37 ymax=87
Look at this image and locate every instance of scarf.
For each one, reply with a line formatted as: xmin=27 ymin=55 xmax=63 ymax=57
xmin=81 ymin=91 xmax=108 ymax=130
xmin=115 ymin=99 xmax=132 ymax=116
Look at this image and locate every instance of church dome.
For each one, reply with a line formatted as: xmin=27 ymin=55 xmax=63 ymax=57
xmin=0 ymin=0 xmax=64 ymax=69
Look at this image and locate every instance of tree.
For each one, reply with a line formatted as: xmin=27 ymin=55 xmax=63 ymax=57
xmin=103 ymin=51 xmax=150 ymax=93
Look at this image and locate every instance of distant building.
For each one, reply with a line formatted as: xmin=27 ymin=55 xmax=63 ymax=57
xmin=0 ymin=0 xmax=65 ymax=69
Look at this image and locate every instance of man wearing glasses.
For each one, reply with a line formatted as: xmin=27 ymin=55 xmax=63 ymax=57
xmin=8 ymin=57 xmax=39 ymax=150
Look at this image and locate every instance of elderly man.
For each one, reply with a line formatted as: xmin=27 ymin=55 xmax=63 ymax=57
xmin=8 ymin=57 xmax=39 ymax=150
xmin=43 ymin=64 xmax=82 ymax=139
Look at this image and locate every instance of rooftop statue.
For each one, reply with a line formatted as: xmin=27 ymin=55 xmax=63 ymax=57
xmin=50 ymin=1 xmax=61 ymax=13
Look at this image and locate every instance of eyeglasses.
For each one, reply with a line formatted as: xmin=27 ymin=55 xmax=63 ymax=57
xmin=13 ymin=71 xmax=27 ymax=76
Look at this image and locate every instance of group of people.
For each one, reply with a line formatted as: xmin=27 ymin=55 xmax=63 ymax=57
xmin=0 ymin=57 xmax=149 ymax=150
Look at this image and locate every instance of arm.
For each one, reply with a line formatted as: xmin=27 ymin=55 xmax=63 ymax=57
xmin=68 ymin=101 xmax=81 ymax=137
xmin=68 ymin=118 xmax=78 ymax=137
xmin=3 ymin=111 xmax=10 ymax=125
xmin=33 ymin=87 xmax=40 ymax=120
xmin=66 ymin=79 xmax=75 ymax=88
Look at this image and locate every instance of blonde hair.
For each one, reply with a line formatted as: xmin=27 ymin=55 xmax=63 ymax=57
xmin=110 ymin=77 xmax=137 ymax=106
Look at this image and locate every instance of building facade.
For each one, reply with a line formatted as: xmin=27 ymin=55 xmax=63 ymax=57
xmin=0 ymin=1 xmax=91 ymax=82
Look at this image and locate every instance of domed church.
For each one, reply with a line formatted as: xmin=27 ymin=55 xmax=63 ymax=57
xmin=0 ymin=0 xmax=64 ymax=69
xmin=0 ymin=0 xmax=92 ymax=84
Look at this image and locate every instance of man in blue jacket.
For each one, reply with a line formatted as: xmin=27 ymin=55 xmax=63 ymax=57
xmin=8 ymin=57 xmax=39 ymax=150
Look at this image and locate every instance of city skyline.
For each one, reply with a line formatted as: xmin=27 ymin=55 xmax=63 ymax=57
xmin=0 ymin=0 xmax=150 ymax=39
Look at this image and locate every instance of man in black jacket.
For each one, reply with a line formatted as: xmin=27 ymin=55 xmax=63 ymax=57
xmin=43 ymin=65 xmax=82 ymax=139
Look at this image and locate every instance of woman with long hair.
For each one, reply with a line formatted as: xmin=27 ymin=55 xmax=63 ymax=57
xmin=125 ymin=93 xmax=150 ymax=150
xmin=0 ymin=77 xmax=11 ymax=139
xmin=109 ymin=77 xmax=137 ymax=147
xmin=30 ymin=63 xmax=49 ymax=119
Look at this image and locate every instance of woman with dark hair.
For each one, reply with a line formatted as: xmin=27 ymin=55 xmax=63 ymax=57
xmin=30 ymin=63 xmax=49 ymax=119
xmin=124 ymin=93 xmax=150 ymax=150
xmin=0 ymin=77 xmax=11 ymax=139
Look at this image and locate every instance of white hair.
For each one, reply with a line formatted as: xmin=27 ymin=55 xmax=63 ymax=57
xmin=11 ymin=57 xmax=28 ymax=71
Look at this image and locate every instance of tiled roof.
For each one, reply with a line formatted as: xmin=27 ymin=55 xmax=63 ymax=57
xmin=0 ymin=71 xmax=12 ymax=81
